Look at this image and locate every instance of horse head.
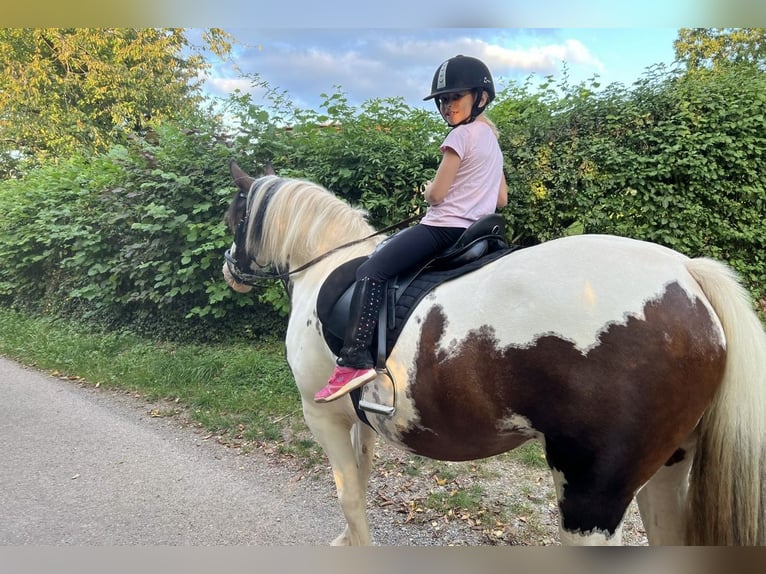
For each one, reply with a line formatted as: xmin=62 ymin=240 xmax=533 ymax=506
xmin=222 ymin=161 xmax=276 ymax=292
xmin=224 ymin=160 xmax=274 ymax=233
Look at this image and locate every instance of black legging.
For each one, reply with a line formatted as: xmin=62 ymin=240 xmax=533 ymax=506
xmin=357 ymin=223 xmax=465 ymax=282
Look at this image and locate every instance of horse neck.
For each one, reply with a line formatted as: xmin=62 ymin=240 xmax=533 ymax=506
xmin=263 ymin=183 xmax=378 ymax=270
xmin=297 ymin=234 xmax=381 ymax=279
xmin=288 ymin=238 xmax=380 ymax=310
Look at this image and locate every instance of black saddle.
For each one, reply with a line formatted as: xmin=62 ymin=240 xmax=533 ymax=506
xmin=316 ymin=214 xmax=514 ymax=368
xmin=430 ymin=213 xmax=507 ymax=269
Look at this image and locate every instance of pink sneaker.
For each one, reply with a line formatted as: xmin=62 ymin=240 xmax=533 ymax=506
xmin=314 ymin=366 xmax=377 ymax=403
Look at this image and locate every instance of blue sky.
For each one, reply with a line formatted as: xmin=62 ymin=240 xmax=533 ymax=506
xmin=197 ymin=28 xmax=682 ymax=113
xmin=8 ymin=1 xmax=762 ymax=115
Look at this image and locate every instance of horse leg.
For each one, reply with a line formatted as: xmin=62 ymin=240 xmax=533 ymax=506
xmin=303 ymin=403 xmax=375 ymax=546
xmin=327 ymin=421 xmax=378 ymax=545
xmin=351 ymin=420 xmax=377 ymax=494
xmin=635 ymin=435 xmax=696 ymax=545
xmin=550 ymin=468 xmax=626 ymax=545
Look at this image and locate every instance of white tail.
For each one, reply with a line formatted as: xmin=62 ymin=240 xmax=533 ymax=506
xmin=685 ymin=257 xmax=766 ymax=545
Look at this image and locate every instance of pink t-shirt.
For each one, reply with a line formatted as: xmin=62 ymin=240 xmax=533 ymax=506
xmin=421 ymin=120 xmax=503 ymax=228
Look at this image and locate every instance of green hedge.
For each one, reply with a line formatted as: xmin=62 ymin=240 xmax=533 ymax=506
xmin=0 ymin=121 xmax=285 ymax=340
xmin=494 ymin=64 xmax=765 ymax=295
xmin=0 ymin=64 xmax=763 ymax=341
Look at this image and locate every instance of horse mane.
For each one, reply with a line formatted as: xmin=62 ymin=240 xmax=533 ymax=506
xmin=245 ymin=176 xmax=378 ymax=269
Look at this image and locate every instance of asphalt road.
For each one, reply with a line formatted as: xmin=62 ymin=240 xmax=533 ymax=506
xmin=0 ymin=356 xmax=346 ymax=545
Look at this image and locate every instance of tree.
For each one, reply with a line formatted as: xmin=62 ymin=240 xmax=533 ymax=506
xmin=0 ymin=28 xmax=232 ymax=178
xmin=674 ymin=28 xmax=766 ymax=71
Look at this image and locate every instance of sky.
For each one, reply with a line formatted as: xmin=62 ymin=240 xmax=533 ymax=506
xmin=5 ymin=0 xmax=764 ymax=115
xmin=197 ymin=28 xmax=682 ymax=113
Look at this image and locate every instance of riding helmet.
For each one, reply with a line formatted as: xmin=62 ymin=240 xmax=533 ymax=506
xmin=423 ymin=55 xmax=495 ymax=122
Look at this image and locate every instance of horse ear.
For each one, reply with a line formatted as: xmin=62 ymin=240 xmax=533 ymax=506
xmin=263 ymin=161 xmax=276 ymax=176
xmin=229 ymin=160 xmax=255 ymax=194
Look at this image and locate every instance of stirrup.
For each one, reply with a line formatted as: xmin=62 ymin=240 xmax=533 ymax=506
xmin=358 ymin=400 xmax=395 ymax=416
xmin=358 ymin=369 xmax=396 ymax=416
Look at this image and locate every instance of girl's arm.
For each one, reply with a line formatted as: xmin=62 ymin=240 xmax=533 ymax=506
xmin=423 ymin=148 xmax=460 ymax=206
xmin=497 ymin=171 xmax=508 ymax=208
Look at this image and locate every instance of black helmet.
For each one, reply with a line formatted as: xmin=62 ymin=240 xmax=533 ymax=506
xmin=424 ymin=54 xmax=495 ymax=108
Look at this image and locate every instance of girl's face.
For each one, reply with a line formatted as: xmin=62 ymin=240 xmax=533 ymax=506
xmin=437 ymin=91 xmax=475 ymax=126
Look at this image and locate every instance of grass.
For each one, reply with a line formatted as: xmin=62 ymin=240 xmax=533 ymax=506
xmin=502 ymin=442 xmax=549 ymax=469
xmin=0 ymin=308 xmax=305 ymax=447
xmin=427 ymin=484 xmax=486 ymax=514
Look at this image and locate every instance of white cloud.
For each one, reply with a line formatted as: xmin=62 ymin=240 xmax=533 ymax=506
xmin=206 ymin=76 xmax=257 ymax=94
xmin=491 ymin=38 xmax=604 ymax=73
xmin=377 ymin=34 xmax=603 ymax=75
xmin=199 ymin=29 xmax=667 ymax=112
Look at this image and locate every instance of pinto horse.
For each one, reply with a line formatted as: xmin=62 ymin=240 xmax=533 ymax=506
xmin=222 ymin=161 xmax=766 ymax=546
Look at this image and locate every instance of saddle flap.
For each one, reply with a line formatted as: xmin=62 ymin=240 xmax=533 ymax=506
xmin=316 ymin=256 xmax=367 ymax=344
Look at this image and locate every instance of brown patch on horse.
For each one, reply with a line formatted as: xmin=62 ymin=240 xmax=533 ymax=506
xmin=403 ymin=282 xmax=726 ymax=533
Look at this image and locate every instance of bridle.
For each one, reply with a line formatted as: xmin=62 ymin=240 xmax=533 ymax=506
xmin=224 ymin=178 xmax=420 ymax=290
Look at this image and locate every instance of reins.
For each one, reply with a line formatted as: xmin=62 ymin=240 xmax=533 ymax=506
xmin=274 ymin=213 xmax=421 ymax=279
xmin=224 ymin=177 xmax=421 ymax=286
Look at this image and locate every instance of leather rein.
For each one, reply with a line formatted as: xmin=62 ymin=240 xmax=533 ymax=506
xmin=224 ymin=178 xmax=420 ymax=287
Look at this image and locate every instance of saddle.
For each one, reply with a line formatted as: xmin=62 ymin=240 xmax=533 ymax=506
xmin=316 ymin=214 xmax=518 ymax=418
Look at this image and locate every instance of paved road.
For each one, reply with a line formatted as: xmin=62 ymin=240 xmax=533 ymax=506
xmin=0 ymin=356 xmax=346 ymax=545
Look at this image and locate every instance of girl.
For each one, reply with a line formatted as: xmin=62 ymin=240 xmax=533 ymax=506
xmin=315 ymin=54 xmax=508 ymax=403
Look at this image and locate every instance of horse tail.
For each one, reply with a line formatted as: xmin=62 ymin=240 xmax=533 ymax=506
xmin=684 ymin=257 xmax=766 ymax=545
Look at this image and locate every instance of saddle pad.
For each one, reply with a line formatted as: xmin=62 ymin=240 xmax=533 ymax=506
xmin=385 ymin=247 xmax=516 ymax=353
xmin=316 ymin=247 xmax=519 ymax=359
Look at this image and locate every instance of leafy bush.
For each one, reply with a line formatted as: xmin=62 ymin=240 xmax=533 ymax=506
xmin=0 ymin=115 xmax=284 ymax=340
xmin=492 ymin=64 xmax=765 ymax=303
xmin=1 ymin=64 xmax=763 ymax=341
xmin=230 ymin=87 xmax=444 ymax=225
